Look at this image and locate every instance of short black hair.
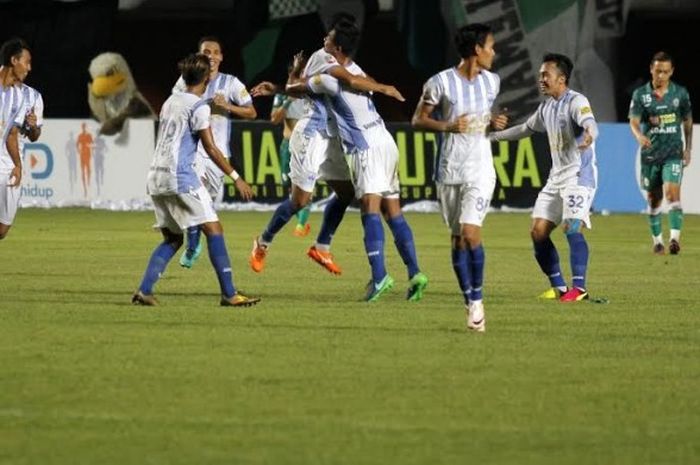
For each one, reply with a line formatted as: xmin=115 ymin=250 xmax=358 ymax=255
xmin=543 ymin=53 xmax=574 ymax=84
xmin=455 ymin=23 xmax=492 ymax=59
xmin=178 ymin=54 xmax=210 ymax=86
xmin=198 ymin=36 xmax=223 ymax=53
xmin=332 ymin=19 xmax=360 ymax=56
xmin=0 ymin=37 xmax=30 ymax=67
xmin=651 ymin=51 xmax=673 ymax=67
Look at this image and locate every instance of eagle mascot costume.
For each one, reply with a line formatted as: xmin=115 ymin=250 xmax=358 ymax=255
xmin=87 ymin=52 xmax=155 ymax=135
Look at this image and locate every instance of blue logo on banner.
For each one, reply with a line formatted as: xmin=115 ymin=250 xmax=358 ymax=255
xmin=25 ymin=143 xmax=54 ymax=180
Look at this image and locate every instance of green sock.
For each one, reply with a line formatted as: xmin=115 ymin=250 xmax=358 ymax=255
xmin=668 ymin=208 xmax=683 ymax=231
xmin=296 ymin=206 xmax=310 ymax=227
xmin=649 ymin=213 xmax=662 ymax=237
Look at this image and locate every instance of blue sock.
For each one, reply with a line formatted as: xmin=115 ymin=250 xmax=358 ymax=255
xmin=207 ymin=234 xmax=236 ymax=298
xmin=362 ymin=213 xmax=386 ymax=283
xmin=466 ymin=244 xmax=485 ymax=301
xmin=386 ymin=215 xmax=420 ymax=279
xmin=316 ymin=195 xmax=349 ymax=247
xmin=533 ymin=237 xmax=567 ymax=290
xmin=451 ymin=247 xmax=470 ymax=304
xmin=261 ymin=199 xmax=297 ymax=243
xmin=138 ymin=242 xmax=178 ymax=295
xmin=566 ymin=232 xmax=589 ymax=290
xmin=185 ymin=226 xmax=201 ymax=253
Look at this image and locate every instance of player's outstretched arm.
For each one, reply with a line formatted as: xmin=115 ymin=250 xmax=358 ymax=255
xmin=488 ymin=122 xmax=534 ymax=141
xmin=199 ymin=127 xmax=254 ymax=201
xmin=327 ymin=66 xmax=404 ymax=102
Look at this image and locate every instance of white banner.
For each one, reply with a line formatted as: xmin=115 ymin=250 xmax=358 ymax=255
xmin=20 ymin=119 xmax=155 ymax=209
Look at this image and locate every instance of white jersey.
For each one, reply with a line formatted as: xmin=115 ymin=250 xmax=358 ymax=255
xmin=525 ymin=89 xmax=597 ymax=188
xmin=147 ymin=92 xmax=210 ymax=195
xmin=173 ymin=72 xmax=252 ymax=158
xmin=19 ymin=84 xmax=44 ymax=156
xmin=421 ymin=67 xmax=500 ymax=184
xmin=299 ymin=48 xmax=339 ymax=138
xmin=0 ymin=84 xmax=26 ymax=176
xmin=307 ymin=63 xmax=385 ymax=154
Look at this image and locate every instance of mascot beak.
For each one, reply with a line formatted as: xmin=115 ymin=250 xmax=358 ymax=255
xmin=91 ymin=72 xmax=127 ymax=97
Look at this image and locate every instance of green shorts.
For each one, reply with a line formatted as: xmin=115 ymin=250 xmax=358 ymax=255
xmin=640 ymin=159 xmax=683 ymax=191
xmin=279 ymin=138 xmax=291 ymax=187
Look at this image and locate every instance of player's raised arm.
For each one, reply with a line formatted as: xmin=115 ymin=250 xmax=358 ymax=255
xmin=198 ymin=127 xmax=253 ymax=201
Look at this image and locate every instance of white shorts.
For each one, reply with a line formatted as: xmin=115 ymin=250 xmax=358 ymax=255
xmin=151 ymin=185 xmax=218 ymax=234
xmin=288 ymin=131 xmax=351 ymax=193
xmin=195 ymin=155 xmax=225 ymax=202
xmin=351 ymin=130 xmax=400 ymax=199
xmin=437 ymin=178 xmax=496 ymax=235
xmin=532 ymin=183 xmax=596 ymax=228
xmin=0 ymin=180 xmax=21 ymax=225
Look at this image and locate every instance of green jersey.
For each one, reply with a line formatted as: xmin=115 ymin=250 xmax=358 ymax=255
xmin=628 ymin=81 xmax=692 ymax=164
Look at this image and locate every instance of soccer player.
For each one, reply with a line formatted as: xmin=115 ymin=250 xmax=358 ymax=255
xmin=270 ymin=91 xmax=311 ymax=237
xmin=249 ymin=17 xmax=404 ymax=276
xmin=412 ymin=24 xmax=506 ymax=331
xmin=172 ymin=36 xmax=257 ymax=269
xmin=132 ymin=54 xmax=258 ymax=307
xmin=299 ymin=24 xmax=428 ymax=301
xmin=0 ymin=38 xmax=31 ymax=241
xmin=629 ymin=51 xmax=692 ymax=255
xmin=490 ymin=53 xmax=598 ymax=303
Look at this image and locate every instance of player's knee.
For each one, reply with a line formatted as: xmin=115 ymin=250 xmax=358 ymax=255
xmin=563 ymin=218 xmax=583 ymax=235
xmin=0 ymin=232 xmax=6 ymax=240
xmin=163 ymin=231 xmax=183 ymax=249
xmin=667 ymin=199 xmax=682 ymax=210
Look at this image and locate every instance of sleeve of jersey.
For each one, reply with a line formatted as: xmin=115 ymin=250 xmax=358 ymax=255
xmin=172 ymin=77 xmax=186 ymax=94
xmin=525 ymin=105 xmax=545 ymax=132
xmin=420 ymin=77 xmax=441 ymax=105
xmin=307 ymin=74 xmax=340 ymax=96
xmin=230 ymin=77 xmax=253 ymax=106
xmin=191 ymin=103 xmax=211 ymax=132
xmin=628 ymin=91 xmax=642 ymax=119
xmin=572 ymin=95 xmax=595 ymax=126
xmin=304 ymin=50 xmax=339 ymax=76
xmin=34 ymin=94 xmax=45 ymax=127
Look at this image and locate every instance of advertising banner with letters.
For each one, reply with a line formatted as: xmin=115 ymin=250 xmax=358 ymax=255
xmin=20 ymin=119 xmax=155 ymax=209
xmin=19 ymin=119 xmax=700 ymax=214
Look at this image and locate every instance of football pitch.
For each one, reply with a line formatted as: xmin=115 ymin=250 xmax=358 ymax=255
xmin=1 ymin=209 xmax=698 ymax=465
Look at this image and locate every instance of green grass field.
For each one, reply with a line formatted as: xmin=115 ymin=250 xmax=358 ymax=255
xmin=1 ymin=209 xmax=698 ymax=465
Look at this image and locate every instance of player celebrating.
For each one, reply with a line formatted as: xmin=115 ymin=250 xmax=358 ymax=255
xmin=0 ymin=38 xmax=31 ymax=241
xmin=412 ymin=24 xmax=506 ymax=331
xmin=172 ymin=36 xmax=257 ymax=269
xmin=249 ymin=16 xmax=404 ymax=276
xmin=490 ymin=53 xmax=598 ymax=303
xmin=299 ymin=21 xmax=428 ymax=302
xmin=132 ymin=54 xmax=258 ymax=307
xmin=629 ymin=51 xmax=692 ymax=255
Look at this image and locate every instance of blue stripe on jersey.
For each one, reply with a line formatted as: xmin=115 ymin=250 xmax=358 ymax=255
xmin=329 ymin=92 xmax=369 ymax=153
xmin=303 ymin=94 xmax=328 ymax=136
xmin=219 ymin=75 xmax=228 ymax=91
xmin=432 ymin=107 xmax=444 ymax=183
xmin=176 ymin=129 xmax=199 ymax=193
xmin=447 ymin=72 xmax=458 ymax=115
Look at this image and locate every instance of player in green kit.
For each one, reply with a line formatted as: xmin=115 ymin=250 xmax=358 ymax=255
xmin=629 ymin=51 xmax=693 ymax=255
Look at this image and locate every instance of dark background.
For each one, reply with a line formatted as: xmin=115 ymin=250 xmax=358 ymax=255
xmin=1 ymin=0 xmax=698 ymax=122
